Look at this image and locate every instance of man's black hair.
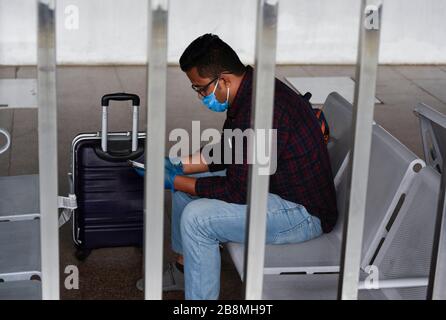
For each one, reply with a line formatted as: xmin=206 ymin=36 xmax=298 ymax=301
xmin=179 ymin=34 xmax=246 ymax=78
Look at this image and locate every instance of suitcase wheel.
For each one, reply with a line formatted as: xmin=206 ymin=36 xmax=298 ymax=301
xmin=75 ymin=248 xmax=92 ymax=261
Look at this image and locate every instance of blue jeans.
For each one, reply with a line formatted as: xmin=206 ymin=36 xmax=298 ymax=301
xmin=171 ymin=171 xmax=323 ymax=300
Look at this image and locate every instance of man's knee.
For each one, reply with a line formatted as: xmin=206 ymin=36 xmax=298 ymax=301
xmin=180 ymin=198 xmax=217 ymax=238
xmin=172 ymin=190 xmax=194 ymax=203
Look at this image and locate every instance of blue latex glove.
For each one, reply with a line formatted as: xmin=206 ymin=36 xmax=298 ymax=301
xmin=164 ymin=168 xmax=177 ymax=191
xmin=164 ymin=157 xmax=183 ymax=191
xmin=134 ymin=167 xmax=145 ymax=177
xmin=133 ymin=158 xmax=182 ymax=191
xmin=165 ymin=157 xmax=184 ymax=175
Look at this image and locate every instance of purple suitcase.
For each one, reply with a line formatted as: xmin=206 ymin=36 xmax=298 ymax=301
xmin=69 ymin=93 xmax=145 ymax=260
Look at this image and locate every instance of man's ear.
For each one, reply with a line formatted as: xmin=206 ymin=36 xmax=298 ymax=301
xmin=220 ymin=75 xmax=231 ymax=88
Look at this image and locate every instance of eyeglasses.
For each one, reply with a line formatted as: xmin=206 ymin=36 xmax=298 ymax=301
xmin=191 ymin=77 xmax=219 ymax=96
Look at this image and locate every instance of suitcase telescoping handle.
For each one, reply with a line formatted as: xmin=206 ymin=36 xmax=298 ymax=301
xmin=101 ymin=93 xmax=140 ymax=153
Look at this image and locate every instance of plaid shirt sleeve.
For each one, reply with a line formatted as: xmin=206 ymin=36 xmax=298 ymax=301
xmin=195 ymin=127 xmax=250 ymax=203
xmin=195 ymin=163 xmax=249 ymax=204
xmin=201 ymin=136 xmax=228 ymax=173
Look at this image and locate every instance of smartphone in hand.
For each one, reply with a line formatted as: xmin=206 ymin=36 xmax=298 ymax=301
xmin=128 ymin=160 xmax=145 ymax=170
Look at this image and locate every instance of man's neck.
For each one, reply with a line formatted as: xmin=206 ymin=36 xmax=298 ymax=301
xmin=228 ymin=70 xmax=247 ymax=105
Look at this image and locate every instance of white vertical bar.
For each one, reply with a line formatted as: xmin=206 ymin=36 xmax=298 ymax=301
xmin=144 ymin=0 xmax=169 ymax=300
xmin=37 ymin=0 xmax=59 ymax=300
xmin=428 ymin=159 xmax=446 ymax=299
xmin=132 ymin=105 xmax=138 ymax=152
xmin=101 ymin=106 xmax=108 ymax=152
xmin=338 ymin=0 xmax=382 ymax=300
xmin=243 ymin=0 xmax=279 ymax=300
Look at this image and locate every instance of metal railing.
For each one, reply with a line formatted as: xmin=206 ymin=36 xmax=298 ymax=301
xmin=338 ymin=0 xmax=382 ymax=300
xmin=37 ymin=0 xmax=60 ymax=300
xmin=413 ymin=104 xmax=446 ymax=300
xmin=243 ymin=0 xmax=279 ymax=300
xmin=33 ymin=0 xmax=446 ymax=301
xmin=143 ymin=0 xmax=169 ymax=300
xmin=428 ymin=139 xmax=446 ymax=300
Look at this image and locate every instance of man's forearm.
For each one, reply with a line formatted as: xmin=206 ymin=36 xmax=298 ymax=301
xmin=181 ymin=151 xmax=209 ymax=174
xmin=173 ymin=175 xmax=197 ymax=195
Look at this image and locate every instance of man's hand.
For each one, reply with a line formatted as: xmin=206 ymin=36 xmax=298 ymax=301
xmin=164 ymin=157 xmax=184 ymax=191
xmin=134 ymin=168 xmax=145 ymax=177
xmin=164 ymin=166 xmax=178 ymax=191
xmin=165 ymin=157 xmax=184 ymax=176
xmin=133 ymin=157 xmax=198 ymax=195
xmin=133 ymin=159 xmax=181 ymax=191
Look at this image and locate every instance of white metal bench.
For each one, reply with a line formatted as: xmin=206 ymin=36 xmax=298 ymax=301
xmin=414 ymin=102 xmax=446 ymax=173
xmin=226 ymin=98 xmax=425 ymax=277
xmin=262 ymin=165 xmax=440 ymax=300
xmin=323 ymin=92 xmax=353 ymax=183
xmin=0 ymin=220 xmax=41 ymax=282
xmin=0 ymin=174 xmax=40 ymax=222
xmin=0 ymin=280 xmax=42 ymax=300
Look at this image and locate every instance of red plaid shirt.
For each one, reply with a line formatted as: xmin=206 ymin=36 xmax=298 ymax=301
xmin=195 ymin=66 xmax=338 ymax=232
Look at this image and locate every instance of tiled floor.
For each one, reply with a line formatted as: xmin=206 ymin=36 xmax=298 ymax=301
xmin=1 ymin=64 xmax=446 ymax=300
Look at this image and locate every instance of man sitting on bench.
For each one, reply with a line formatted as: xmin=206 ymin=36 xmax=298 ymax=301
xmin=136 ymin=34 xmax=338 ymax=300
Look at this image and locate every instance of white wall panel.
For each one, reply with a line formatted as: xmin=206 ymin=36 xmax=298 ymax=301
xmin=0 ymin=0 xmax=445 ymax=65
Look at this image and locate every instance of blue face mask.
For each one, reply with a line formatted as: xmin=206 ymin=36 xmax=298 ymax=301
xmin=201 ymin=80 xmax=229 ymax=112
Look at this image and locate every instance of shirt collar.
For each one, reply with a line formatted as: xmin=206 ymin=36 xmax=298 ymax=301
xmin=227 ymin=65 xmax=253 ymax=119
